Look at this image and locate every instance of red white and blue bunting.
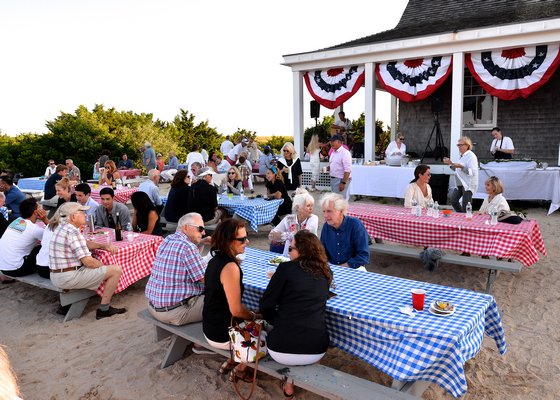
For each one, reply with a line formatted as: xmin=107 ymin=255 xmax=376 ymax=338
xmin=304 ymin=66 xmax=365 ymax=109
xmin=376 ymin=56 xmax=453 ymax=102
xmin=465 ymin=44 xmax=560 ymax=100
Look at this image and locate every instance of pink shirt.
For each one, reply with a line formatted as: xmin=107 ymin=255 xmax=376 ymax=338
xmin=329 ymin=146 xmax=352 ymax=179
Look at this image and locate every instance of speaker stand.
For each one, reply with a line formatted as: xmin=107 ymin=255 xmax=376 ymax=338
xmin=421 ymin=113 xmax=446 ymax=162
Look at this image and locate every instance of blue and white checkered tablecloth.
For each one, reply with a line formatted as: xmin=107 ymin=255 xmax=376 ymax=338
xmin=240 ymin=247 xmax=507 ymax=398
xmin=218 ymin=195 xmax=283 ymax=232
xmin=17 ymin=177 xmax=46 ymax=191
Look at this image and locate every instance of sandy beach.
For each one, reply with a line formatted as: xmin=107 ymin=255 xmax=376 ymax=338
xmin=1 ymin=182 xmax=557 ymax=400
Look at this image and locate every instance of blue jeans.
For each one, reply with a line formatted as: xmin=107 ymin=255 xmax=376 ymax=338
xmin=330 ymin=177 xmax=350 ymax=200
xmin=449 ymin=186 xmax=473 ymax=212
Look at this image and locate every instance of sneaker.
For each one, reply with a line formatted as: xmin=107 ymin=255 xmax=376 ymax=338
xmin=96 ymin=306 xmax=127 ymax=320
xmin=192 ymin=344 xmax=215 ymax=355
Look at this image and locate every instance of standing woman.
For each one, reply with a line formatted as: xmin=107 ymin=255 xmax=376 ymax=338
xmin=223 ymin=166 xmax=243 ymax=194
xmin=55 ymin=178 xmax=77 ymax=209
xmin=404 ymin=165 xmax=433 ymax=207
xmin=163 ymin=170 xmax=192 ymax=223
xmin=306 ymin=134 xmax=321 ymax=192
xmin=131 ymin=191 xmax=163 ymax=235
xmin=99 ymin=160 xmax=121 ymax=186
xmin=277 ymin=142 xmax=302 ymax=191
xmin=260 ymin=230 xmax=332 ymax=398
xmin=265 ymin=166 xmax=293 ymax=226
xmin=203 ymin=218 xmax=257 ymax=381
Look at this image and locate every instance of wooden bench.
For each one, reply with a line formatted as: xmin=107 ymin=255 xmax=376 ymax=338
xmin=138 ymin=309 xmax=419 ymax=399
xmin=370 ymin=243 xmax=522 ymax=293
xmin=0 ymin=272 xmax=96 ymax=322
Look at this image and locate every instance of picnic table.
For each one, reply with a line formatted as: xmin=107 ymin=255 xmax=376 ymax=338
xmin=17 ymin=176 xmax=47 ymax=191
xmin=88 ymin=228 xmax=162 ymax=296
xmin=347 ymin=203 xmax=547 ymax=267
xmin=240 ymin=247 xmax=507 ymax=398
xmin=88 ymin=184 xmax=137 ymax=204
xmin=119 ymin=169 xmax=141 ymax=179
xmin=217 ymin=195 xmax=283 ymax=232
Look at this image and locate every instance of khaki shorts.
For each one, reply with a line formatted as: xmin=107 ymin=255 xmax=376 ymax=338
xmin=148 ymin=295 xmax=204 ymax=326
xmin=50 ymin=266 xmax=107 ymax=291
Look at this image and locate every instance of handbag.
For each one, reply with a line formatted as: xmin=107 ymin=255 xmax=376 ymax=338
xmin=497 ymin=210 xmax=526 ymax=224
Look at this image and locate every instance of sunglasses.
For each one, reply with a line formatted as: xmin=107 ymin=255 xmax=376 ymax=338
xmin=283 ymin=149 xmax=290 ymax=152
xmin=457 ymin=143 xmax=466 ymax=147
xmin=228 ymin=172 xmax=236 ymax=175
xmin=187 ymin=224 xmax=205 ymax=233
xmin=288 ymin=246 xmax=297 ymax=252
xmin=398 ymin=138 xmax=405 ymax=141
xmin=233 ymin=236 xmax=248 ymax=244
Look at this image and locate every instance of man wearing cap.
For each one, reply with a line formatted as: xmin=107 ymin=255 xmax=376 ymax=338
xmin=145 ymin=212 xmax=208 ymax=326
xmin=142 ymin=142 xmax=156 ymax=172
xmin=50 ymin=202 xmax=126 ymax=320
xmin=328 ymin=134 xmax=352 ymax=200
xmin=220 ymin=135 xmax=234 ymax=156
xmin=191 ymin=167 xmax=223 ymax=225
xmin=226 ymin=138 xmax=248 ymax=165
xmin=138 ymin=169 xmax=163 ymax=210
xmin=94 ymin=187 xmax=132 ymax=229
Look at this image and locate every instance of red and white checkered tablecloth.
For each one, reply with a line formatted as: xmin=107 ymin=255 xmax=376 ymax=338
xmin=347 ymin=204 xmax=547 ymax=267
xmin=88 ymin=229 xmax=163 ymax=296
xmin=89 ymin=185 xmax=138 ymax=204
xmin=119 ymin=169 xmax=141 ymax=178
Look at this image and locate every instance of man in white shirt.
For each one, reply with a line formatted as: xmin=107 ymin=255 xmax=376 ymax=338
xmin=74 ymin=183 xmax=99 ymax=217
xmin=444 ymin=136 xmax=479 ymax=212
xmin=226 ymin=139 xmax=248 ymax=165
xmin=333 ymin=111 xmax=352 ymax=145
xmin=44 ymin=159 xmax=56 ymax=177
xmin=185 ymin=145 xmax=205 ymax=168
xmin=490 ymin=127 xmax=514 ymax=160
xmin=138 ymin=169 xmax=162 ymax=209
xmin=0 ymin=198 xmax=48 ymax=277
xmin=215 ymin=155 xmax=231 ymax=174
xmin=220 ymin=135 xmax=234 ymax=156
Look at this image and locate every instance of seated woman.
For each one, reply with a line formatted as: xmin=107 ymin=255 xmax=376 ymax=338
xmin=93 ymin=160 xmax=101 ymax=181
xmin=99 ymin=160 xmax=121 ymax=186
xmin=265 ymin=166 xmax=292 ymax=226
xmin=156 ymin=153 xmax=165 ymax=172
xmin=478 ymin=176 xmax=510 ymax=214
xmin=223 ymin=166 xmax=243 ymax=195
xmin=268 ymin=188 xmax=318 ymax=253
xmin=404 ymin=164 xmax=433 ymax=207
xmin=131 ymin=191 xmax=163 ymax=235
xmin=203 ymin=218 xmax=257 ymax=381
xmin=260 ymin=230 xmax=332 ymax=398
xmin=55 ymin=178 xmax=77 ymax=209
xmin=163 ymin=170 xmax=191 ymax=223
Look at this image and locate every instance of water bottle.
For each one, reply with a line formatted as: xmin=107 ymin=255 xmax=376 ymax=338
xmin=415 ymin=203 xmax=422 ymax=217
xmin=125 ymin=222 xmax=133 ymax=240
xmin=240 ymin=186 xmax=245 ymax=200
xmin=490 ymin=207 xmax=498 ymax=225
xmin=433 ymin=201 xmax=440 ymax=218
xmin=466 ymin=202 xmax=473 ymax=220
xmin=427 ymin=200 xmax=434 ymax=217
xmin=410 ymin=198 xmax=417 ymax=215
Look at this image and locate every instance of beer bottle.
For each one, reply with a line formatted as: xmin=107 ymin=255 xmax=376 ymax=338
xmin=115 ymin=212 xmax=123 ymax=241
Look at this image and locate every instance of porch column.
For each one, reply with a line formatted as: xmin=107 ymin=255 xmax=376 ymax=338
xmin=293 ymin=71 xmax=304 ymax=156
xmin=450 ymin=52 xmax=465 ymax=160
xmin=364 ymin=62 xmax=376 ymax=161
xmin=390 ymin=95 xmax=398 ymax=140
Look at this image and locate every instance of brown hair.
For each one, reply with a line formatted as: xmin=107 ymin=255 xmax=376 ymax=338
xmin=104 ymin=160 xmax=117 ymax=172
xmin=411 ymin=164 xmax=430 ymax=183
xmin=171 ymin=169 xmax=189 ymax=188
xmin=210 ymin=218 xmax=247 ymax=262
xmin=293 ymin=230 xmax=333 ymax=286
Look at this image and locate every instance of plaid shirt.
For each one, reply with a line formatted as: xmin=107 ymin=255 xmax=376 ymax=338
xmin=145 ymin=230 xmax=205 ymax=308
xmin=49 ymin=222 xmax=91 ymax=270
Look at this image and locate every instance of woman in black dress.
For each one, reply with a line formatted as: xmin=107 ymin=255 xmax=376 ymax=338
xmin=131 ymin=191 xmax=163 ymax=235
xmin=224 ymin=166 xmax=243 ymax=194
xmin=260 ymin=230 xmax=332 ymax=398
xmin=265 ymin=166 xmax=292 ymax=226
xmin=164 ymin=170 xmax=191 ymax=223
xmin=276 ymin=142 xmax=302 ymax=191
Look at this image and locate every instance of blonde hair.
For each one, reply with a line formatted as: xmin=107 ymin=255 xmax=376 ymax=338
xmin=461 ymin=136 xmax=473 ymax=150
xmin=227 ymin=166 xmax=242 ymax=181
xmin=486 ymin=176 xmax=504 ymax=195
xmin=281 ymin=142 xmax=297 ymax=158
xmin=104 ymin=160 xmax=117 ymax=172
xmin=55 ymin=177 xmax=72 ymax=192
xmin=307 ymin=134 xmax=320 ymax=154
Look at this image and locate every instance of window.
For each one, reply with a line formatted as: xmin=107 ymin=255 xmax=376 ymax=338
xmin=463 ymin=68 xmax=497 ymax=129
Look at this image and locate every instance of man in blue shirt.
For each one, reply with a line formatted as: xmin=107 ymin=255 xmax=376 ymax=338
xmin=142 ymin=142 xmax=156 ymax=171
xmin=138 ymin=169 xmax=162 ymax=211
xmin=117 ymin=153 xmax=133 ymax=170
xmin=0 ymin=176 xmax=26 ymax=219
xmin=320 ymin=193 xmax=369 ymax=269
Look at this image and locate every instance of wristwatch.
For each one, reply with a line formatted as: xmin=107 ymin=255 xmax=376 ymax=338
xmin=341 ymin=181 xmax=347 ymax=184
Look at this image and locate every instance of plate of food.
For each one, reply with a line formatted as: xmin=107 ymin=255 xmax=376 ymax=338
xmin=268 ymin=256 xmax=289 ymax=266
xmin=429 ymin=301 xmax=456 ymax=316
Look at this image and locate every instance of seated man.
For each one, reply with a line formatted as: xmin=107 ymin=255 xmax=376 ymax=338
xmin=138 ymin=169 xmax=162 ymax=210
xmin=49 ymin=202 xmax=126 ymax=320
xmin=145 ymin=212 xmax=208 ymax=326
xmin=117 ymin=153 xmax=133 ymax=170
xmin=0 ymin=176 xmax=26 ymax=219
xmin=74 ymin=183 xmax=99 ymax=217
xmin=94 ymin=187 xmax=132 ymax=229
xmin=44 ymin=164 xmax=69 ymax=200
xmin=320 ymin=193 xmax=370 ymax=270
xmin=0 ymin=198 xmax=49 ymax=277
xmin=0 ymin=192 xmax=8 ymax=238
xmin=65 ymin=159 xmax=81 ymax=183
xmin=215 ymin=155 xmax=231 ymax=174
xmin=191 ymin=168 xmax=223 ymax=225
xmin=161 ymin=150 xmax=179 ymax=182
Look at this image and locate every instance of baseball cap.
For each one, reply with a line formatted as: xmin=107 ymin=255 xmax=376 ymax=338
xmin=241 ymin=139 xmax=249 ymax=144
xmin=58 ymin=202 xmax=90 ymax=217
xmin=329 ymin=134 xmax=344 ymax=142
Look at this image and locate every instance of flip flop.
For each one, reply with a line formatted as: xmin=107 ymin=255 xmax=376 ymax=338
xmin=281 ymin=376 xmax=295 ymax=399
xmin=218 ymin=359 xmax=236 ymax=375
xmin=229 ymin=366 xmax=253 ymax=383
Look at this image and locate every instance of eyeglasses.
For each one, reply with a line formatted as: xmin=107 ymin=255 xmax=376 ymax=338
xmin=187 ymin=224 xmax=205 ymax=233
xmin=283 ymin=150 xmax=290 ymax=153
xmin=233 ymin=236 xmax=248 ymax=244
xmin=398 ymin=138 xmax=405 ymax=141
xmin=228 ymin=172 xmax=236 ymax=175
xmin=288 ymin=246 xmax=297 ymax=252
xmin=457 ymin=143 xmax=466 ymax=147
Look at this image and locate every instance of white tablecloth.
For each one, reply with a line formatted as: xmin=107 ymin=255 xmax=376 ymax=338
xmin=349 ymin=165 xmax=415 ymax=198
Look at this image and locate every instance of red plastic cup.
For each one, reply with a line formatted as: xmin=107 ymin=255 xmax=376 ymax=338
xmin=411 ymin=289 xmax=426 ymax=311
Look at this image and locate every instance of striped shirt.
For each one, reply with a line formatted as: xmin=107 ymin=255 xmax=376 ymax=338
xmin=49 ymin=222 xmax=91 ymax=270
xmin=145 ymin=231 xmax=205 ymax=308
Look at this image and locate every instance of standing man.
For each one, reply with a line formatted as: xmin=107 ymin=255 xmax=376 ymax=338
xmin=185 ymin=145 xmax=205 ymax=169
xmin=94 ymin=187 xmax=132 ymax=228
xmin=65 ymin=159 xmax=81 ymax=183
xmin=50 ymin=202 xmax=126 ymax=320
xmin=117 ymin=154 xmax=133 ymax=170
xmin=490 ymin=127 xmax=514 ymax=160
xmin=44 ymin=165 xmax=69 ymax=200
xmin=138 ymin=169 xmax=162 ymax=210
xmin=226 ymin=138 xmax=248 ymax=165
xmin=220 ymin=135 xmax=234 ymax=156
xmin=74 ymin=183 xmax=99 ymax=217
xmin=444 ymin=136 xmax=479 ymax=212
xmin=145 ymin=212 xmax=208 ymax=326
xmin=320 ymin=193 xmax=369 ymax=270
xmin=333 ymin=111 xmax=352 ymax=145
xmin=142 ymin=142 xmax=156 ymax=172
xmin=328 ymin=134 xmax=352 ymax=200
xmin=0 ymin=176 xmax=26 ymax=219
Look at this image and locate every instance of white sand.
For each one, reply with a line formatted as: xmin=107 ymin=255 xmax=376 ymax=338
xmin=1 ymin=183 xmax=557 ymax=399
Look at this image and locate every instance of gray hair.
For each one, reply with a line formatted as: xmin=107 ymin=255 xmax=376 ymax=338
xmin=320 ymin=193 xmax=347 ymax=215
xmin=191 ymin=162 xmax=202 ymax=169
xmin=148 ymin=169 xmax=160 ymax=179
xmin=46 ymin=206 xmax=64 ymax=232
xmin=292 ymin=188 xmax=314 ymax=213
xmin=177 ymin=212 xmax=203 ymax=231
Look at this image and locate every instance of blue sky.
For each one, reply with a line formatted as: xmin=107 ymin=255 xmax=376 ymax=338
xmin=0 ymin=0 xmax=408 ymax=137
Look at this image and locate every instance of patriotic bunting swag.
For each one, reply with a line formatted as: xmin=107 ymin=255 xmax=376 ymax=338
xmin=466 ymin=44 xmax=560 ymax=100
xmin=304 ymin=66 xmax=365 ymax=109
xmin=376 ymin=56 xmax=453 ymax=102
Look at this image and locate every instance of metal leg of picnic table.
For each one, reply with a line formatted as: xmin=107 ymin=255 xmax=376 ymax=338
xmin=392 ymin=379 xmax=431 ymax=396
xmin=486 ymin=269 xmax=498 ymax=294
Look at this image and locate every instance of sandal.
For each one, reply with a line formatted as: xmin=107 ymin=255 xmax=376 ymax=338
xmin=280 ymin=376 xmax=295 ymax=399
xmin=218 ymin=359 xmax=236 ymax=375
xmin=229 ymin=365 xmax=253 ymax=383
